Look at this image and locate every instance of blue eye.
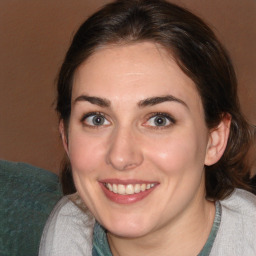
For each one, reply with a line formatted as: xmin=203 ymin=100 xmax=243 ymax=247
xmin=146 ymin=113 xmax=175 ymax=127
xmin=82 ymin=113 xmax=110 ymax=127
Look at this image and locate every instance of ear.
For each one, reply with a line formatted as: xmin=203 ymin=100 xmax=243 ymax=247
xmin=204 ymin=114 xmax=231 ymax=166
xmin=59 ymin=120 xmax=69 ymax=156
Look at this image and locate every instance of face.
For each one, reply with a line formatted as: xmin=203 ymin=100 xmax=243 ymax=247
xmin=63 ymin=42 xmax=216 ymax=238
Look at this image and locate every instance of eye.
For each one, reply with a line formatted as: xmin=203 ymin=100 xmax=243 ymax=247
xmin=81 ymin=112 xmax=110 ymax=127
xmin=144 ymin=113 xmax=175 ymax=128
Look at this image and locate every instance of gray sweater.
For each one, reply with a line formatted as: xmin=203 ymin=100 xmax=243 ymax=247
xmin=39 ymin=189 xmax=256 ymax=256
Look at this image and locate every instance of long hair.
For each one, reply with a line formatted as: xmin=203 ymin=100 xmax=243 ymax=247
xmin=56 ymin=0 xmax=254 ymax=199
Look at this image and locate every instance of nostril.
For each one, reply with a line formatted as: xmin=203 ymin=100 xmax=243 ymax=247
xmin=122 ymin=163 xmax=140 ymax=171
xmin=105 ymin=130 xmax=144 ymax=171
xmin=105 ymin=148 xmax=144 ymax=171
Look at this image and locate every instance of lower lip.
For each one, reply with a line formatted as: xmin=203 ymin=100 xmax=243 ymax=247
xmin=100 ymin=183 xmax=157 ymax=204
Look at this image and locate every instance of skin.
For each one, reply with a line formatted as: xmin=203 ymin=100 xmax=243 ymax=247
xmin=60 ymin=42 xmax=230 ymax=256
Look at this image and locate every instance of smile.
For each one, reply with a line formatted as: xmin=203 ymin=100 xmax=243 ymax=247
xmin=104 ymin=183 xmax=157 ymax=195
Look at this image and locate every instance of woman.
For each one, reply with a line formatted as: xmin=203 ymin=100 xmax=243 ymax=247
xmin=39 ymin=0 xmax=256 ymax=255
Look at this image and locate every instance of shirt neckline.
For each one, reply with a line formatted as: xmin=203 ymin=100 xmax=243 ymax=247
xmin=198 ymin=201 xmax=221 ymax=255
xmin=92 ymin=201 xmax=222 ymax=256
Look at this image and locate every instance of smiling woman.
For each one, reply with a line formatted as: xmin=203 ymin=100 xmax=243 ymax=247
xmin=39 ymin=0 xmax=256 ymax=255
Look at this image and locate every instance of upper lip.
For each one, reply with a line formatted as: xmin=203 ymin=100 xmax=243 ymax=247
xmin=99 ymin=179 xmax=159 ymax=185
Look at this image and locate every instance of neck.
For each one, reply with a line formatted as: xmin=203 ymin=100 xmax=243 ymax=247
xmin=107 ymin=195 xmax=215 ymax=256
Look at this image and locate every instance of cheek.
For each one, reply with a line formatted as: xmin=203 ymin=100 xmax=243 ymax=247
xmin=147 ymin=129 xmax=207 ymax=176
xmin=68 ymin=132 xmax=106 ymax=174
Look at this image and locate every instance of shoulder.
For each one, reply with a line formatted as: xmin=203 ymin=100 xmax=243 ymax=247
xmin=210 ymin=189 xmax=256 ymax=256
xmin=220 ymin=188 xmax=256 ymax=216
xmin=39 ymin=195 xmax=95 ymax=256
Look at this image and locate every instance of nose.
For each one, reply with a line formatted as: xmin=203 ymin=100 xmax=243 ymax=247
xmin=106 ymin=128 xmax=144 ymax=171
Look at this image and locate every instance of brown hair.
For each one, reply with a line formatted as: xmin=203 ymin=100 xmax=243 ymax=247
xmin=57 ymin=0 xmax=254 ymax=199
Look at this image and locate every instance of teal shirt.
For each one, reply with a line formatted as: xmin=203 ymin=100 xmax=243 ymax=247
xmin=92 ymin=201 xmax=221 ymax=256
xmin=92 ymin=222 xmax=112 ymax=256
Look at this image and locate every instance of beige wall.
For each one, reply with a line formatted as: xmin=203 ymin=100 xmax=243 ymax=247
xmin=0 ymin=0 xmax=255 ymax=174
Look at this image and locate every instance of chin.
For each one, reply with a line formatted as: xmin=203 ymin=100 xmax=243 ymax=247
xmin=108 ymin=226 xmax=150 ymax=239
xmin=102 ymin=215 xmax=154 ymax=239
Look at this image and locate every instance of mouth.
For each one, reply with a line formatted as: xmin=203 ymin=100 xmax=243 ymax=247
xmin=100 ymin=180 xmax=159 ymax=204
xmin=103 ymin=182 xmax=157 ymax=195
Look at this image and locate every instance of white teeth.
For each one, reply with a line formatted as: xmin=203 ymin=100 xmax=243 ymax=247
xmin=141 ymin=184 xmax=146 ymax=192
xmin=117 ymin=184 xmax=126 ymax=195
xmin=105 ymin=183 xmax=156 ymax=195
xmin=126 ymin=184 xmax=134 ymax=194
xmin=112 ymin=184 xmax=118 ymax=193
xmin=134 ymin=184 xmax=141 ymax=193
xmin=107 ymin=183 xmax=112 ymax=191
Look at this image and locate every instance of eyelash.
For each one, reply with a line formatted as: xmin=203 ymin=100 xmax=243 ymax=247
xmin=80 ymin=112 xmax=176 ymax=129
xmin=80 ymin=112 xmax=110 ymax=128
xmin=143 ymin=112 xmax=176 ymax=129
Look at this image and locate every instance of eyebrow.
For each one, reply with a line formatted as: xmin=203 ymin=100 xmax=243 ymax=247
xmin=73 ymin=94 xmax=188 ymax=109
xmin=138 ymin=95 xmax=188 ymax=108
xmin=74 ymin=95 xmax=111 ymax=107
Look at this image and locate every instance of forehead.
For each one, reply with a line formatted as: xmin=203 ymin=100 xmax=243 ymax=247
xmin=72 ymin=42 xmax=201 ymax=108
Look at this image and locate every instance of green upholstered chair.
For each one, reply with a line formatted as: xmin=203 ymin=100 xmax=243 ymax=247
xmin=0 ymin=160 xmax=62 ymax=256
